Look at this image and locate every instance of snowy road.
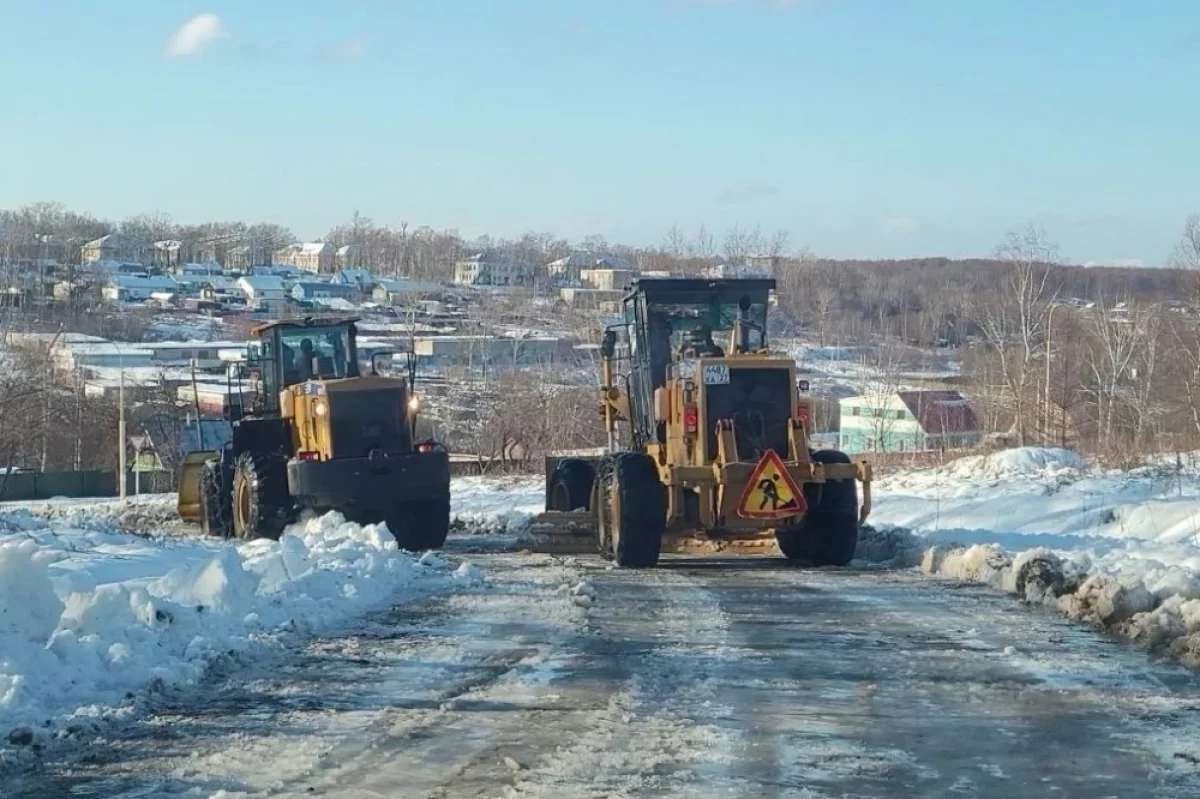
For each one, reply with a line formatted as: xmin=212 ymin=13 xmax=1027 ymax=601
xmin=8 ymin=543 xmax=1200 ymax=798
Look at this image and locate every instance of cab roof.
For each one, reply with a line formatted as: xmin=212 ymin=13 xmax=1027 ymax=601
xmin=626 ymin=278 xmax=776 ymax=304
xmin=251 ymin=316 xmax=360 ymax=338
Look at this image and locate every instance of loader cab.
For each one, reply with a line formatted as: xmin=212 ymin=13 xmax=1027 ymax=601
xmin=622 ymin=278 xmax=774 ymax=450
xmin=246 ymin=317 xmax=361 ymax=416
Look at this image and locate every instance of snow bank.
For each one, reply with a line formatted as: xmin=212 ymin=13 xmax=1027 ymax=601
xmin=451 ymin=475 xmax=543 ymax=536
xmin=863 ymin=447 xmax=1200 ymax=669
xmin=0 ymin=507 xmax=458 ymax=748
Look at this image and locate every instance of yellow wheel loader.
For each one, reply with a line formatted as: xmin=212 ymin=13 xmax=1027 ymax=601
xmin=177 ymin=317 xmax=451 ymax=549
xmin=530 ymin=278 xmax=872 ymax=567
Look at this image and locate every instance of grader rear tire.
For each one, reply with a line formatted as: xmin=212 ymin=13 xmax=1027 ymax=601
xmin=548 ymin=459 xmax=596 ymax=512
xmin=776 ymin=449 xmax=860 ymax=567
xmin=596 ymin=453 xmax=665 ymax=568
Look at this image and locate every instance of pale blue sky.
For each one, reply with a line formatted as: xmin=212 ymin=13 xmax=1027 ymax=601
xmin=1 ymin=1 xmax=1197 ymax=263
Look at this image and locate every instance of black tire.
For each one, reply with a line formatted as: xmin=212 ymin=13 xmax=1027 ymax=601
xmin=387 ymin=495 xmax=451 ymax=551
xmin=776 ymin=449 xmax=860 ymax=567
xmin=548 ymin=459 xmax=596 ymax=512
xmin=595 ymin=453 xmax=666 ymax=568
xmin=231 ymin=452 xmax=293 ymax=541
xmin=199 ymin=459 xmax=232 ymax=539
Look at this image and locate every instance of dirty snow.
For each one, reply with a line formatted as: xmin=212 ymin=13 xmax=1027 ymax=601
xmin=866 ymin=446 xmax=1200 ymax=668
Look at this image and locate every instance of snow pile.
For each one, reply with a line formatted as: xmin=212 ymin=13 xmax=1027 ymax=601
xmin=451 ymin=475 xmax=543 ymax=536
xmin=865 ymin=446 xmax=1200 ymax=668
xmin=0 ymin=508 xmax=457 ymax=747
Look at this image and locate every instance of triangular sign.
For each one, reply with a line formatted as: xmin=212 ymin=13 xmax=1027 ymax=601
xmin=737 ymin=450 xmax=808 ymax=520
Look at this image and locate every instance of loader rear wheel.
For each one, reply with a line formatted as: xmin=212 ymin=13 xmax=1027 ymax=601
xmin=548 ymin=459 xmax=596 ymax=512
xmin=596 ymin=453 xmax=665 ymax=568
xmin=387 ymin=495 xmax=451 ymax=551
xmin=231 ymin=452 xmax=293 ymax=541
xmin=776 ymin=449 xmax=860 ymax=567
xmin=199 ymin=459 xmax=232 ymax=539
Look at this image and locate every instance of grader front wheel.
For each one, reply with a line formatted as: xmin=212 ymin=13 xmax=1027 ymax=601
xmin=597 ymin=453 xmax=666 ymax=568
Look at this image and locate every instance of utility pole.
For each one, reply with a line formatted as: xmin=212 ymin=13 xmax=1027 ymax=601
xmin=117 ymin=344 xmax=127 ymax=499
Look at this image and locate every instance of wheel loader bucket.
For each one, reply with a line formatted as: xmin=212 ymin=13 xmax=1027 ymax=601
xmin=177 ymin=450 xmax=218 ymax=523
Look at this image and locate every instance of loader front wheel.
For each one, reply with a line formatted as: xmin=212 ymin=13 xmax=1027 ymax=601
xmin=199 ymin=459 xmax=232 ymax=539
xmin=232 ymin=452 xmax=292 ymax=541
xmin=387 ymin=495 xmax=451 ymax=551
xmin=597 ymin=453 xmax=665 ymax=568
xmin=776 ymin=449 xmax=860 ymax=567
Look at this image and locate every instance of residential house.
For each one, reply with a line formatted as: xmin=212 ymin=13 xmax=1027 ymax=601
xmin=453 ymin=252 xmax=533 ymax=287
xmin=226 ymin=243 xmax=273 ymax=270
xmin=236 ymin=275 xmax=289 ymax=310
xmin=81 ymin=234 xmax=149 ymax=266
xmin=253 ymin=263 xmax=308 ymax=281
xmin=332 ymin=269 xmax=375 ymax=293
xmin=274 ymin=242 xmax=335 ymax=274
xmin=291 ymin=281 xmax=359 ymax=304
xmin=198 ymin=276 xmax=239 ymax=302
xmin=838 ymin=390 xmax=980 ymax=453
xmin=579 ymin=267 xmax=635 ymax=292
xmin=371 ymin=278 xmax=443 ymax=305
xmin=559 ymin=287 xmax=623 ymax=310
xmin=154 ymin=240 xmax=183 ymax=269
xmin=102 ymin=274 xmax=178 ymax=303
xmin=546 ymin=252 xmax=594 ymax=284
xmin=336 ymin=244 xmax=365 ymax=269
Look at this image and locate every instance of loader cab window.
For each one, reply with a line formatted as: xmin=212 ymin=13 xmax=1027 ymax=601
xmin=656 ymin=299 xmax=767 ymax=354
xmin=279 ymin=325 xmax=358 ymax=386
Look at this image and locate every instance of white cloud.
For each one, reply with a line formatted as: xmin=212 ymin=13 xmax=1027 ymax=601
xmin=165 ymin=13 xmax=227 ymax=58
xmin=882 ymin=216 xmax=919 ymax=232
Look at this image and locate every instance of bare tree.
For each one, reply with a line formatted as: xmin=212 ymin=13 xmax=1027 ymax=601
xmin=977 ymin=225 xmax=1061 ymax=445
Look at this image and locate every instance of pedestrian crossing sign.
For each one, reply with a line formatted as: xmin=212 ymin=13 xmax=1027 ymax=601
xmin=737 ymin=450 xmax=807 ymax=520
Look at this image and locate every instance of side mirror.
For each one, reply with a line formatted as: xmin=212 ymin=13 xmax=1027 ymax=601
xmin=601 ymin=329 xmax=617 ymax=359
xmin=370 ymin=349 xmax=397 ymax=376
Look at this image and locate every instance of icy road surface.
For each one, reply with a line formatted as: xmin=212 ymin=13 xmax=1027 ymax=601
xmin=8 ymin=545 xmax=1200 ymax=798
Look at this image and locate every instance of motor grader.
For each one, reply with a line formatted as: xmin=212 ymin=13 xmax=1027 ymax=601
xmin=532 ymin=278 xmax=872 ymax=568
xmin=177 ymin=316 xmax=451 ymax=550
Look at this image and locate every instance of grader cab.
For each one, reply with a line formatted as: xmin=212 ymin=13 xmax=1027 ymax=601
xmin=177 ymin=317 xmax=451 ymax=550
xmin=534 ymin=278 xmax=872 ymax=567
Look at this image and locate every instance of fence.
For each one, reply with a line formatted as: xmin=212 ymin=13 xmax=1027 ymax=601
xmin=0 ymin=470 xmax=176 ymax=502
xmin=0 ymin=459 xmax=496 ymax=503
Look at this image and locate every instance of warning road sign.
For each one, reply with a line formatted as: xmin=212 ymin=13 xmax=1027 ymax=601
xmin=737 ymin=450 xmax=807 ymax=520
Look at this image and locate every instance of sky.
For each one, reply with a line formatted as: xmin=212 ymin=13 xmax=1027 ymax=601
xmin=1 ymin=0 xmax=1198 ymax=265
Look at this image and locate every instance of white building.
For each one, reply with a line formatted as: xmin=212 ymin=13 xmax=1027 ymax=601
xmin=236 ymin=276 xmax=288 ymax=310
xmin=102 ymin=274 xmax=179 ymax=303
xmin=453 ymin=253 xmax=534 ymax=287
xmin=838 ymin=390 xmax=980 ymax=453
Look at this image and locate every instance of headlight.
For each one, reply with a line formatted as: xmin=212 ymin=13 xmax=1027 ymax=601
xmin=408 ymin=395 xmax=420 ymax=413
xmin=313 ymin=401 xmax=327 ymax=417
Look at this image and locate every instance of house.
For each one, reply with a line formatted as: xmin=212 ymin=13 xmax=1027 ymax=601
xmin=154 ymin=240 xmax=183 ymax=269
xmin=453 ymin=252 xmax=534 ymax=287
xmin=253 ymin=263 xmax=308 ymax=281
xmin=54 ymin=341 xmax=153 ymax=373
xmin=838 ymin=390 xmax=980 ymax=453
xmin=198 ymin=276 xmax=239 ymax=302
xmin=336 ymin=245 xmax=365 ymax=269
xmin=371 ymin=278 xmax=443 ymax=304
xmin=102 ymin=274 xmax=178 ymax=303
xmin=559 ymin=287 xmax=624 ymax=310
xmin=291 ymin=281 xmax=359 ymax=304
xmin=332 ymin=269 xmax=375 ymax=292
xmin=546 ymin=253 xmax=594 ymax=284
xmin=579 ymin=267 xmax=635 ymax=292
xmin=236 ymin=275 xmax=288 ymax=310
xmin=274 ymin=242 xmax=335 ymax=274
xmin=226 ymin=243 xmax=274 ymax=270
xmin=413 ymin=335 xmax=566 ymax=366
xmin=81 ymin=234 xmax=149 ymax=266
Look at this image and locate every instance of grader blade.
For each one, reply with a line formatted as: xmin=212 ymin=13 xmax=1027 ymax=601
xmin=517 ymin=510 xmax=597 ymax=554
